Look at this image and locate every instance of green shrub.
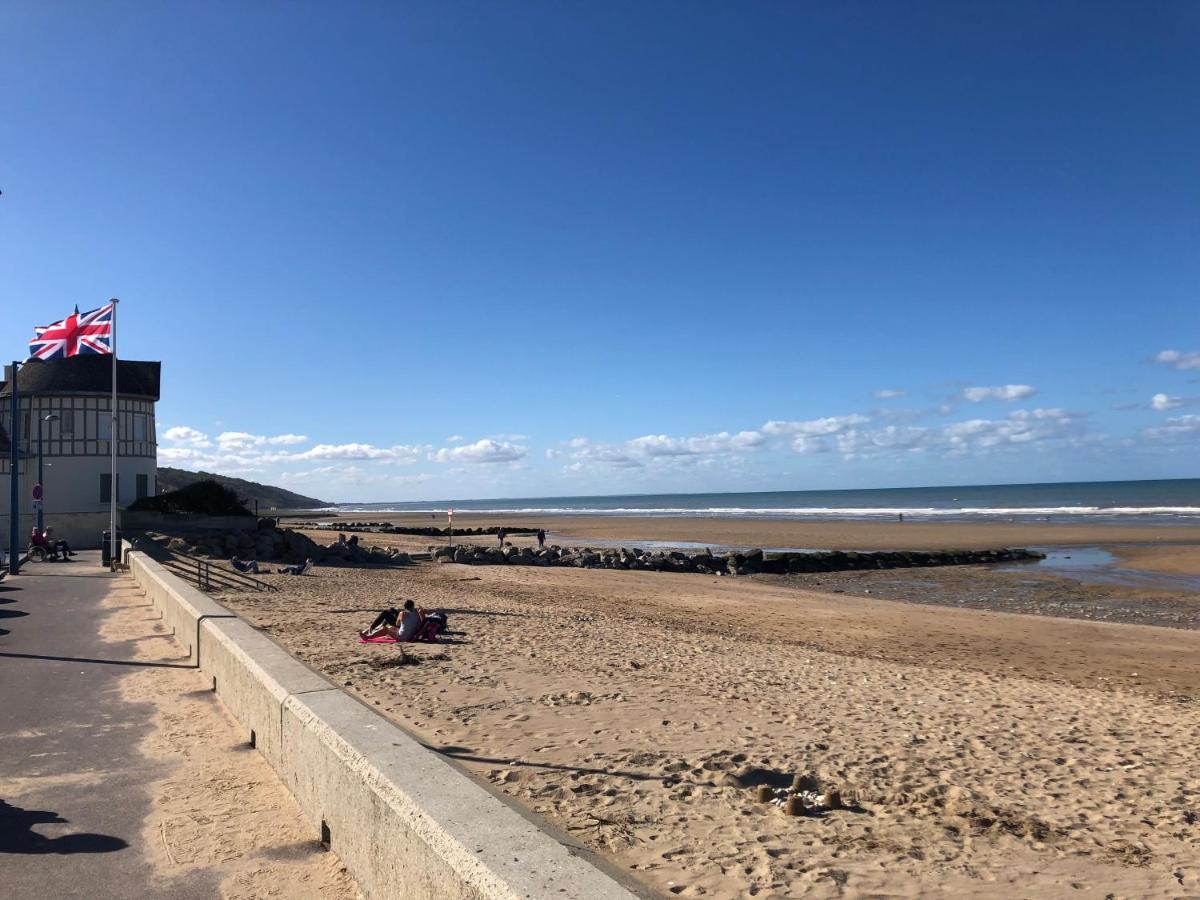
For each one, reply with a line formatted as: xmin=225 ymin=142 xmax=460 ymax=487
xmin=128 ymin=479 xmax=252 ymax=516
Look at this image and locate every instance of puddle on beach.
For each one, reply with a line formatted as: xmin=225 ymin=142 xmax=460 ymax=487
xmin=554 ymin=535 xmax=1200 ymax=594
xmin=1005 ymin=546 xmax=1200 ymax=593
xmin=548 ymin=535 xmax=820 ymax=554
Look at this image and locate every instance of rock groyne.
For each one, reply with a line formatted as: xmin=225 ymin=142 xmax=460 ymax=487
xmin=428 ymin=544 xmax=1044 ymax=575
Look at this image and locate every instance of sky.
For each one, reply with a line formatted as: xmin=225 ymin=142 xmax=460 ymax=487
xmin=2 ymin=1 xmax=1198 ymax=502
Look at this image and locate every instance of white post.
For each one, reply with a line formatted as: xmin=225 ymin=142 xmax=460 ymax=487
xmin=109 ymin=298 xmax=119 ymax=568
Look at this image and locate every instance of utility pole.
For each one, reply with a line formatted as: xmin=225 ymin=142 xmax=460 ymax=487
xmin=36 ymin=413 xmax=57 ymax=534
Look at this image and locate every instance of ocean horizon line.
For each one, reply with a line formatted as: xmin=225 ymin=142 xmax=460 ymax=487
xmin=317 ymin=477 xmax=1197 ymax=509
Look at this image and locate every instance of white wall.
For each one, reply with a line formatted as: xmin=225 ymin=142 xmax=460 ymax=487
xmin=3 ymin=454 xmax=156 ymax=517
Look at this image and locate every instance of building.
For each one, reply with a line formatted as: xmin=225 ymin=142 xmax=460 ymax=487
xmin=1 ymin=356 xmax=160 ymax=549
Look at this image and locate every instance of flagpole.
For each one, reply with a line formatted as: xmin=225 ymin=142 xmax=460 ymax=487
xmin=8 ymin=360 xmax=19 ymax=576
xmin=109 ymin=298 xmax=119 ymax=569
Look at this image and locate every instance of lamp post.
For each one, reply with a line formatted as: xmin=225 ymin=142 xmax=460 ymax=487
xmin=36 ymin=413 xmax=58 ymax=535
xmin=7 ymin=359 xmax=21 ymax=576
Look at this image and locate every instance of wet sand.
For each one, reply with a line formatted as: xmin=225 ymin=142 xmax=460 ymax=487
xmin=217 ymin=545 xmax=1200 ymax=898
xmin=296 ymin=511 xmax=1200 ymax=556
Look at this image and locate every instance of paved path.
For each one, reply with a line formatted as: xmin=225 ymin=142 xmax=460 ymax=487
xmin=0 ymin=552 xmax=218 ymax=899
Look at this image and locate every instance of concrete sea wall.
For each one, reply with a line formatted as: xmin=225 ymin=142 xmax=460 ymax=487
xmin=123 ymin=546 xmax=644 ymax=900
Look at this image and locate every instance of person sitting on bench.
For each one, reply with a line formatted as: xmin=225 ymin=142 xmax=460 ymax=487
xmin=277 ymin=558 xmax=314 ymax=575
xmin=231 ymin=556 xmax=261 ymax=574
xmin=360 ymin=599 xmax=423 ymax=642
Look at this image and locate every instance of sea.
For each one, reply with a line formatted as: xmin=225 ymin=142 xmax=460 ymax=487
xmin=328 ymin=478 xmax=1200 ymax=525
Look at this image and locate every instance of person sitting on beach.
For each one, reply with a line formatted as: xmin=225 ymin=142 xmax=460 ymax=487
xmin=360 ymin=599 xmax=424 ymax=642
xmin=231 ymin=556 xmax=261 ymax=574
xmin=277 ymin=558 xmax=314 ymax=576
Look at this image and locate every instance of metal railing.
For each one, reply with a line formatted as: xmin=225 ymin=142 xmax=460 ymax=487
xmin=162 ymin=552 xmax=278 ymax=593
xmin=129 ymin=534 xmax=278 ymax=593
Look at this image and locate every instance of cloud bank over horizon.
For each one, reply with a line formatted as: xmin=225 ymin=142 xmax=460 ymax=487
xmin=155 ymin=353 xmax=1200 ymax=501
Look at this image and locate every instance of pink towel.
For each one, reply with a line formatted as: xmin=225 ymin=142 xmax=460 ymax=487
xmin=359 ymin=634 xmax=399 ymax=644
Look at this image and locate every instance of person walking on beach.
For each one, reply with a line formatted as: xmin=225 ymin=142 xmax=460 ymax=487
xmin=537 ymin=528 xmax=546 ymax=549
xmin=497 ymin=528 xmax=507 ymax=547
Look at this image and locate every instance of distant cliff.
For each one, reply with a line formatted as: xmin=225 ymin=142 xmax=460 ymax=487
xmin=155 ymin=466 xmax=331 ymax=511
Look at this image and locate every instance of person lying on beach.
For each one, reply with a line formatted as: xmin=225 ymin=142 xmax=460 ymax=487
xmin=360 ymin=599 xmax=424 ymax=642
xmin=277 ymin=558 xmax=314 ymax=575
xmin=231 ymin=556 xmax=261 ymax=574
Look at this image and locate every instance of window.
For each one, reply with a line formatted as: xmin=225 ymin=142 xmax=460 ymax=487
xmin=60 ymin=409 xmax=75 ymax=436
xmin=97 ymin=410 xmax=113 ymax=440
xmin=101 ymin=473 xmax=120 ymax=503
xmin=133 ymin=415 xmax=147 ymax=442
xmin=136 ymin=473 xmax=148 ymax=500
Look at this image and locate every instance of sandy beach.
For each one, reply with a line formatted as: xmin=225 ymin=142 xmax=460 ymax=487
xmin=293 ymin=512 xmax=1200 ymax=556
xmin=214 ymin=515 xmax=1200 ymax=898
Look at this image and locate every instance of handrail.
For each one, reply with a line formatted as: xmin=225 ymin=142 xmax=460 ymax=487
xmin=128 ymin=535 xmax=278 ymax=593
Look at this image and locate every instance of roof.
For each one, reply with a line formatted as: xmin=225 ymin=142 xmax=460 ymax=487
xmin=0 ymin=357 xmax=161 ymax=400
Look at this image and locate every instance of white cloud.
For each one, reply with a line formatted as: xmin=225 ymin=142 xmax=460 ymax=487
xmin=557 ymin=439 xmax=644 ymax=469
xmin=783 ymin=408 xmax=1086 ymax=459
xmin=294 ymin=442 xmax=424 ymax=462
xmin=762 ymin=415 xmax=870 ymax=437
xmin=434 ymin=439 xmax=528 ymax=464
xmin=280 ymin=465 xmax=364 ymax=482
xmin=1151 ymin=393 xmax=1182 ymax=411
xmin=216 ymin=431 xmax=264 ymax=450
xmin=1144 ymin=414 xmax=1200 ymax=441
xmin=961 ymin=385 xmax=1037 ymax=403
xmin=628 ymin=430 xmax=764 ymax=457
xmin=941 ymin=408 xmax=1084 ymax=453
xmin=216 ymin=431 xmax=311 ymax=451
xmin=835 ymin=425 xmax=931 ymax=458
xmin=487 ymin=433 xmax=528 ymax=442
xmin=163 ymin=425 xmax=211 ymax=447
xmin=158 ymin=446 xmax=211 ymax=464
xmin=446 ymin=434 xmax=464 ymax=443
xmin=1154 ymin=350 xmax=1200 ymax=371
xmin=873 ymin=389 xmax=906 ymax=399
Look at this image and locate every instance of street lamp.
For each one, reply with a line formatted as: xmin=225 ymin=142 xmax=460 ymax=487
xmin=37 ymin=413 xmax=58 ymax=535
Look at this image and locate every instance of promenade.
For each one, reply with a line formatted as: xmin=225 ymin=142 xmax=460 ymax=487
xmin=0 ymin=552 xmax=356 ymax=900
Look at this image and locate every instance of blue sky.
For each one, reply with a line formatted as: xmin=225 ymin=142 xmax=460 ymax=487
xmin=2 ymin=1 xmax=1198 ymax=502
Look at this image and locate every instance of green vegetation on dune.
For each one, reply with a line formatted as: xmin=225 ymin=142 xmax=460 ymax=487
xmin=155 ymin=466 xmax=331 ymax=510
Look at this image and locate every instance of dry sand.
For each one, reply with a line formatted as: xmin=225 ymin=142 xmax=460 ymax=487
xmin=218 ymin=554 xmax=1200 ymax=899
xmin=99 ymin=574 xmax=360 ymax=899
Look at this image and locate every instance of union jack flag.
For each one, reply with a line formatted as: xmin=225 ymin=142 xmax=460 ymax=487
xmin=28 ymin=304 xmax=114 ymax=359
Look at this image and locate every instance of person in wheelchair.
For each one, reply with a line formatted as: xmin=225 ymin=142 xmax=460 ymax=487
xmin=29 ymin=527 xmax=60 ymax=561
xmin=44 ymin=527 xmax=75 ymax=558
xmin=28 ymin=527 xmax=74 ymax=561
